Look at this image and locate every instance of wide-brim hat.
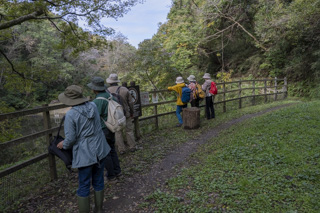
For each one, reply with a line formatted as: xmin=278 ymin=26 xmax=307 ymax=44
xmin=58 ymin=85 xmax=88 ymax=106
xmin=203 ymin=73 xmax=211 ymax=79
xmin=106 ymin=73 xmax=120 ymax=84
xmin=87 ymin=76 xmax=107 ymax=91
xmin=175 ymin=76 xmax=184 ymax=84
xmin=187 ymin=75 xmax=196 ymax=82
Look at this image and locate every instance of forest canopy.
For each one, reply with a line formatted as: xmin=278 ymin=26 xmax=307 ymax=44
xmin=1 ymin=0 xmax=320 ymax=111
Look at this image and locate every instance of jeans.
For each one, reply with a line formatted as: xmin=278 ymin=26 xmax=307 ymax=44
xmin=103 ymin=128 xmax=121 ymax=179
xmin=77 ymin=157 xmax=106 ymax=197
xmin=205 ymin=96 xmax=215 ymax=119
xmin=176 ymin=104 xmax=187 ymax=124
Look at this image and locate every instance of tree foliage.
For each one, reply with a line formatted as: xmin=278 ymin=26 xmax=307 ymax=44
xmin=1 ymin=0 xmax=320 ymax=110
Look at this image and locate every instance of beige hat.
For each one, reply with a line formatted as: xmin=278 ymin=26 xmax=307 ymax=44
xmin=175 ymin=76 xmax=184 ymax=84
xmin=106 ymin=73 xmax=120 ymax=84
xmin=187 ymin=75 xmax=196 ymax=82
xmin=203 ymin=73 xmax=211 ymax=79
xmin=58 ymin=85 xmax=88 ymax=106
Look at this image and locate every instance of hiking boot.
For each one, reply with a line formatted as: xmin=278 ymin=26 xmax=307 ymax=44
xmin=77 ymin=195 xmax=90 ymax=213
xmin=176 ymin=123 xmax=182 ymax=127
xmin=115 ymin=172 xmax=122 ymax=178
xmin=107 ymin=177 xmax=117 ymax=183
xmin=93 ymin=189 xmax=104 ymax=213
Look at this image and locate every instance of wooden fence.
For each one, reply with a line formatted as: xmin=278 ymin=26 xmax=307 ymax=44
xmin=0 ymin=77 xmax=287 ymax=181
xmin=139 ymin=77 xmax=287 ymax=128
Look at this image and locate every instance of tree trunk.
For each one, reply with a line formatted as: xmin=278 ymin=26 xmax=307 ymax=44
xmin=182 ymin=107 xmax=200 ymax=129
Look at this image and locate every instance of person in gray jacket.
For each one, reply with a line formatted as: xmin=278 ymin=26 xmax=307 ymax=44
xmin=57 ymin=85 xmax=110 ymax=213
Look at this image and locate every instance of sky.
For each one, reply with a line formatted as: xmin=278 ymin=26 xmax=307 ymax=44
xmin=101 ymin=0 xmax=172 ymax=48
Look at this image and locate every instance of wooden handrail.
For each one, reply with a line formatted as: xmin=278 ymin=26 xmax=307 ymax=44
xmin=0 ymin=78 xmax=287 ymax=179
xmin=0 ymin=104 xmax=68 ymax=121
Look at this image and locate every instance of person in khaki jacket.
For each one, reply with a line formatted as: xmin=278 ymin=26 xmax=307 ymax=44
xmin=106 ymin=73 xmax=137 ymax=154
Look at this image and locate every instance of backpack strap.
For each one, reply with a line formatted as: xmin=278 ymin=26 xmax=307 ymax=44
xmin=96 ymin=96 xmax=110 ymax=101
xmin=116 ymin=86 xmax=122 ymax=95
xmin=56 ymin=116 xmax=65 ymax=137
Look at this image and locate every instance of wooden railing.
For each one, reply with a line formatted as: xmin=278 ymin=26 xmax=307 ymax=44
xmin=140 ymin=77 xmax=287 ymax=128
xmin=0 ymin=77 xmax=287 ymax=181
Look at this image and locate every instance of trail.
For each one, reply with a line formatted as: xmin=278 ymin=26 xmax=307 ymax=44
xmin=103 ymin=103 xmax=296 ymax=212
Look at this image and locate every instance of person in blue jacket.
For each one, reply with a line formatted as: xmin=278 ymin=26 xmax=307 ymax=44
xmin=57 ymin=85 xmax=110 ymax=213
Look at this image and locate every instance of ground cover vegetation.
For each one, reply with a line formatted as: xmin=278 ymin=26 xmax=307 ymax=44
xmin=143 ymin=100 xmax=320 ymax=212
xmin=1 ymin=98 xmax=298 ymax=212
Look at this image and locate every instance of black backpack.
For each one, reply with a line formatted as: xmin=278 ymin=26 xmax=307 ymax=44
xmin=48 ymin=116 xmax=73 ymax=171
xmin=106 ymin=86 xmax=127 ymax=115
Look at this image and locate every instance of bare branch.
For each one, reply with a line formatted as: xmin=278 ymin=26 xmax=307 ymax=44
xmin=47 ymin=19 xmax=65 ymax=34
xmin=0 ymin=48 xmax=25 ymax=79
xmin=202 ymin=22 xmax=237 ymax=41
xmin=0 ymin=48 xmax=50 ymax=86
xmin=191 ymin=0 xmax=199 ymax=8
xmin=213 ymin=4 xmax=267 ymax=51
xmin=223 ymin=14 xmax=267 ymax=51
xmin=0 ymin=10 xmax=44 ymax=30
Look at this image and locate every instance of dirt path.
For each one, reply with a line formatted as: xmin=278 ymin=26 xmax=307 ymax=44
xmin=102 ymin=103 xmax=296 ymax=212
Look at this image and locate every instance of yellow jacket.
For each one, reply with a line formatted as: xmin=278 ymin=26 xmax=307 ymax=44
xmin=168 ymin=83 xmax=186 ymax=106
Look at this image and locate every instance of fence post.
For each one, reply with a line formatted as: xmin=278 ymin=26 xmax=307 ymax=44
xmin=43 ymin=104 xmax=57 ymax=181
xmin=252 ymin=80 xmax=255 ymax=106
xmin=153 ymin=90 xmax=159 ymax=129
xmin=154 ymin=104 xmax=158 ymax=129
xmin=284 ymin=77 xmax=288 ymax=99
xmin=274 ymin=77 xmax=278 ymax=101
xmin=223 ymin=82 xmax=226 ymax=112
xmin=264 ymin=79 xmax=267 ymax=103
xmin=238 ymin=80 xmax=242 ymax=109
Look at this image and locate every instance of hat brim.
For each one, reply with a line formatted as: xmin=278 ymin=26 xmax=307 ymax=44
xmin=58 ymin=93 xmax=88 ymax=106
xmin=106 ymin=78 xmax=120 ymax=84
xmin=87 ymin=83 xmax=107 ymax=91
xmin=187 ymin=77 xmax=196 ymax=81
xmin=176 ymin=80 xmax=184 ymax=84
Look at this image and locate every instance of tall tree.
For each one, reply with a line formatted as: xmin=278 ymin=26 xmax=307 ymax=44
xmin=0 ymin=0 xmax=142 ymax=82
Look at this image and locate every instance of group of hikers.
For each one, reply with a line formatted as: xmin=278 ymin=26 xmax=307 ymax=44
xmin=168 ymin=73 xmax=217 ymax=127
xmin=55 ymin=72 xmax=217 ymax=212
xmin=56 ymin=73 xmax=137 ymax=212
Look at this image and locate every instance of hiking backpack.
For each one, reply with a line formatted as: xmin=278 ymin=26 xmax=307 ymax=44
xmin=209 ymin=81 xmax=218 ymax=95
xmin=195 ymin=83 xmax=205 ymax=99
xmin=96 ymin=95 xmax=126 ymax=133
xmin=106 ymin=86 xmax=127 ymax=116
xmin=181 ymin=86 xmax=192 ymax=103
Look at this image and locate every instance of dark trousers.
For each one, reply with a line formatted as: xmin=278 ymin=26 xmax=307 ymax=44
xmin=190 ymin=98 xmax=200 ymax=108
xmin=205 ymin=96 xmax=215 ymax=119
xmin=103 ymin=128 xmax=121 ymax=179
xmin=77 ymin=157 xmax=106 ymax=197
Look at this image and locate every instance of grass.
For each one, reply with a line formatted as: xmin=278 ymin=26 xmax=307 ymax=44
xmin=143 ymin=100 xmax=320 ymax=212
